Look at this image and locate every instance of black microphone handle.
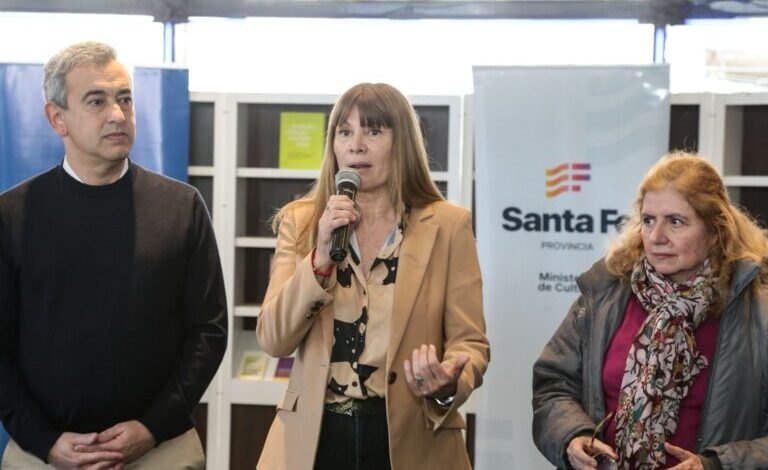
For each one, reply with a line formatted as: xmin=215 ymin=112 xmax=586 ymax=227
xmin=329 ymin=225 xmax=350 ymax=262
xmin=329 ymin=186 xmax=357 ymax=262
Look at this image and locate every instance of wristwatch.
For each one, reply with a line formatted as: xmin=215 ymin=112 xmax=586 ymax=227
xmin=432 ymin=394 xmax=456 ymax=408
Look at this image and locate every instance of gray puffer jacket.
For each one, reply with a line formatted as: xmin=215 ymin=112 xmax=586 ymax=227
xmin=532 ymin=258 xmax=768 ymax=470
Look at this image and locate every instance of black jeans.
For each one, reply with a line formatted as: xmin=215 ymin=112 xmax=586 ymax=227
xmin=314 ymin=401 xmax=391 ymax=470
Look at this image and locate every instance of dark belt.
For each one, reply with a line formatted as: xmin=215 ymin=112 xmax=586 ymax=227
xmin=324 ymin=397 xmax=386 ymax=417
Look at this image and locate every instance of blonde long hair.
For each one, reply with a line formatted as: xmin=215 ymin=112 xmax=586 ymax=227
xmin=271 ymin=83 xmax=443 ymax=256
xmin=606 ymin=152 xmax=768 ymax=305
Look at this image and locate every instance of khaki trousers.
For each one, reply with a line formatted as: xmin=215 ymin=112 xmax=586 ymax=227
xmin=1 ymin=428 xmax=204 ymax=470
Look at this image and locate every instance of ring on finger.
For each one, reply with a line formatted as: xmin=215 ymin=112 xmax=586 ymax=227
xmin=415 ymin=376 xmax=424 ymax=388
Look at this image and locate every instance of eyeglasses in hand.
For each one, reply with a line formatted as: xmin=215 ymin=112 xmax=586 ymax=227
xmin=588 ymin=411 xmax=618 ymax=470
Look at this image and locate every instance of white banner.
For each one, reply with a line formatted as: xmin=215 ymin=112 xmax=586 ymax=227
xmin=472 ymin=66 xmax=670 ymax=469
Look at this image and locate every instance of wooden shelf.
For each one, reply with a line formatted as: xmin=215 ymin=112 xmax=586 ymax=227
xmin=231 ymin=329 xmax=291 ymax=405
xmin=234 ymin=304 xmax=261 ymax=318
xmin=234 ymin=167 xmax=450 ymax=182
xmin=237 ymin=168 xmax=320 ymax=179
xmin=188 ymin=165 xmax=215 ymax=177
xmin=235 ymin=237 xmax=276 ymax=248
xmin=231 ymin=379 xmax=288 ymax=406
xmin=724 ymin=175 xmax=768 ymax=187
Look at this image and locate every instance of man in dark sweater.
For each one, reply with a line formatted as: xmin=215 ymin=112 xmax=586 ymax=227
xmin=0 ymin=41 xmax=227 ymax=469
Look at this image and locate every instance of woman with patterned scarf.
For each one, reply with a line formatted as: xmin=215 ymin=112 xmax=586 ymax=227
xmin=533 ymin=152 xmax=768 ymax=470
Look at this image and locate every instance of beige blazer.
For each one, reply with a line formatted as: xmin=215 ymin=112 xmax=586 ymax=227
xmin=256 ymin=200 xmax=489 ymax=470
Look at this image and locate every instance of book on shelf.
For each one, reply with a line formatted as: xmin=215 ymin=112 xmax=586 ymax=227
xmin=278 ymin=111 xmax=326 ymax=169
xmin=237 ymin=350 xmax=269 ymax=380
xmin=273 ymin=356 xmax=295 ymax=381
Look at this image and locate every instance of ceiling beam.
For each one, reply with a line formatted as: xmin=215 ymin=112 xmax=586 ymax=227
xmin=0 ymin=0 xmax=761 ymax=24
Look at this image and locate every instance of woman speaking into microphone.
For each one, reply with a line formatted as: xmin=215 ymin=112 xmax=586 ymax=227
xmin=256 ymin=83 xmax=489 ymax=470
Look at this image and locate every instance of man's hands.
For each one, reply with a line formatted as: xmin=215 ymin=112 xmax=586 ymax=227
xmin=48 ymin=432 xmax=124 ymax=470
xmin=73 ymin=421 xmax=155 ymax=465
xmin=48 ymin=421 xmax=155 ymax=470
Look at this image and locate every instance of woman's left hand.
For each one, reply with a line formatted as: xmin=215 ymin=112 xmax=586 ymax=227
xmin=665 ymin=443 xmax=704 ymax=470
xmin=403 ymin=344 xmax=469 ymax=400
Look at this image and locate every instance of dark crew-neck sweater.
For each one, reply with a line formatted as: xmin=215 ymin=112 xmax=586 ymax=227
xmin=0 ymin=163 xmax=227 ymax=461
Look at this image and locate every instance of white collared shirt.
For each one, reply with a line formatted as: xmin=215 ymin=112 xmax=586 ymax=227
xmin=62 ymin=156 xmax=129 ymax=183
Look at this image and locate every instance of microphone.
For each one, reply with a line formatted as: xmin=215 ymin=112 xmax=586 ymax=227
xmin=329 ymin=168 xmax=361 ymax=262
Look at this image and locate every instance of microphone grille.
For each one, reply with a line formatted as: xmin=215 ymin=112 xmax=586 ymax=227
xmin=335 ymin=168 xmax=361 ymax=189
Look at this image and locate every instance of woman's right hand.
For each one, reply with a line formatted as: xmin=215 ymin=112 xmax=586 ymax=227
xmin=315 ymin=194 xmax=359 ymax=269
xmin=566 ymin=435 xmax=618 ymax=470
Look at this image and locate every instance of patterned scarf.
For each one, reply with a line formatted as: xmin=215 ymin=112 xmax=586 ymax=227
xmin=614 ymin=257 xmax=715 ymax=469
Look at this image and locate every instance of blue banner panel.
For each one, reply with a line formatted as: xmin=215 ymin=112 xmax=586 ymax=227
xmin=0 ymin=421 xmax=7 ymax=463
xmin=0 ymin=64 xmax=63 ymax=191
xmin=0 ymin=64 xmax=189 ymax=192
xmin=132 ymin=67 xmax=189 ymax=181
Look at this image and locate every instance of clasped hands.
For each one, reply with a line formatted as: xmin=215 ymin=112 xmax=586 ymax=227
xmin=48 ymin=420 xmax=155 ymax=470
xmin=403 ymin=343 xmax=469 ymax=402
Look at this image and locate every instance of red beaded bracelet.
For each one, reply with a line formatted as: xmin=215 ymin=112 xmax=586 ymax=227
xmin=311 ymin=247 xmax=334 ymax=277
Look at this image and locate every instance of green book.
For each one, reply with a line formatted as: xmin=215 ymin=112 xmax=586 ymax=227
xmin=238 ymin=350 xmax=269 ymax=380
xmin=278 ymin=112 xmax=326 ymax=169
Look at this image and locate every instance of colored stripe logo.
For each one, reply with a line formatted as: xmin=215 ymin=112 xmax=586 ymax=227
xmin=545 ymin=163 xmax=591 ymax=198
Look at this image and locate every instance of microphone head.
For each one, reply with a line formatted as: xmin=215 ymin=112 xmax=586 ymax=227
xmin=335 ymin=168 xmax=361 ymax=190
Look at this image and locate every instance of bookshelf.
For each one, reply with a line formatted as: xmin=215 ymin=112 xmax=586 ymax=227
xmin=717 ymin=94 xmax=768 ymax=225
xmin=185 ymin=92 xmax=219 ymax=465
xmin=670 ymin=93 xmax=768 ymax=225
xmin=188 ymin=92 xmax=465 ymax=469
